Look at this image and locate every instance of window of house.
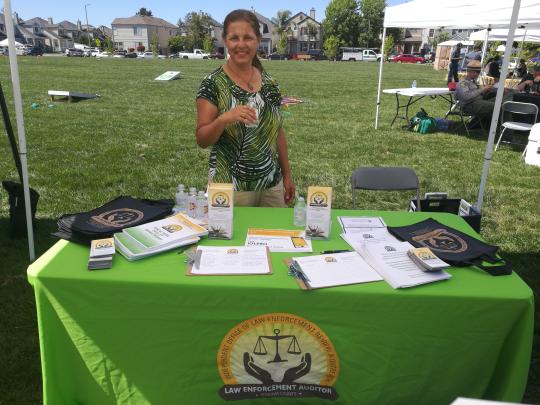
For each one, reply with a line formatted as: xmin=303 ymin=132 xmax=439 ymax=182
xmin=429 ymin=29 xmax=434 ymax=37
xmin=133 ymin=26 xmax=142 ymax=36
xmin=293 ymin=24 xmax=297 ymax=31
xmin=300 ymin=27 xmax=304 ymax=36
xmin=113 ymin=28 xmax=117 ymax=37
xmin=33 ymin=27 xmax=39 ymax=33
xmin=28 ymin=38 xmax=34 ymax=45
xmin=59 ymin=29 xmax=64 ymax=35
xmin=452 ymin=29 xmax=457 ymax=35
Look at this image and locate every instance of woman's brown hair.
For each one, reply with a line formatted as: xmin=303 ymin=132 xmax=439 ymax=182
xmin=223 ymin=9 xmax=264 ymax=72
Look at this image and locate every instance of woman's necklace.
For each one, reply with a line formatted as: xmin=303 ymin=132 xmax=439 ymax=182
xmin=227 ymin=62 xmax=255 ymax=91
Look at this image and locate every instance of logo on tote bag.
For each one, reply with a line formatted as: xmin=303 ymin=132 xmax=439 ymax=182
xmin=217 ymin=313 xmax=339 ymax=401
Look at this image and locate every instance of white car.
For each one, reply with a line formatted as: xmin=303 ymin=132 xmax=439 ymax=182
xmin=96 ymin=51 xmax=112 ymax=59
xmin=138 ymin=51 xmax=154 ymax=59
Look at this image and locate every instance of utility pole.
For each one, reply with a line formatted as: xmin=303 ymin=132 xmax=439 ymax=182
xmin=84 ymin=3 xmax=91 ymax=48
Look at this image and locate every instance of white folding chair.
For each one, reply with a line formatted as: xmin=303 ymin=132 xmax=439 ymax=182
xmin=495 ymin=101 xmax=539 ymax=152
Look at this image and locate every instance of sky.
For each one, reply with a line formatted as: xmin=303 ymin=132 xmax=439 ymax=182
xmin=11 ymin=0 xmax=409 ymax=27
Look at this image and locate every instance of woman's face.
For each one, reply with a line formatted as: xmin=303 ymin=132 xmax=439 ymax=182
xmin=224 ymin=21 xmax=260 ymax=66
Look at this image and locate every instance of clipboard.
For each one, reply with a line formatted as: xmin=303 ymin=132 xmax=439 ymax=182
xmin=186 ymin=246 xmax=273 ymax=276
xmin=283 ymin=258 xmax=310 ymax=290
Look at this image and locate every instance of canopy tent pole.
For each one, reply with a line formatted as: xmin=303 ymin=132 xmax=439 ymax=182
xmin=375 ymin=27 xmax=387 ymax=129
xmin=4 ymin=0 xmax=35 ymax=261
xmin=476 ymin=0 xmax=521 ymax=211
xmin=479 ymin=26 xmax=491 ymax=86
xmin=515 ymin=25 xmax=527 ymax=78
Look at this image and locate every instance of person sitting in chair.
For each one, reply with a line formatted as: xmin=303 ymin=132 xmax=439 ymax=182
xmin=456 ymin=60 xmax=513 ymax=123
xmin=517 ymin=64 xmax=540 ymax=93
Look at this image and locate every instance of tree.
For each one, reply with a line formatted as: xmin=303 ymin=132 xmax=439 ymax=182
xmin=272 ymin=10 xmax=292 ymax=36
xmin=202 ymin=35 xmax=215 ymax=54
xmin=150 ymin=33 xmax=159 ymax=55
xmin=323 ymin=0 xmax=362 ymax=47
xmin=383 ymin=34 xmax=395 ymax=58
xmin=358 ymin=0 xmax=385 ymax=48
xmin=105 ymin=37 xmax=113 ymax=53
xmin=276 ymin=32 xmax=288 ymax=55
xmin=180 ymin=11 xmax=214 ymax=51
xmin=169 ymin=36 xmax=187 ymax=53
xmin=429 ymin=31 xmax=450 ymax=49
xmin=324 ymin=35 xmax=340 ymax=60
xmin=136 ymin=8 xmax=153 ymax=16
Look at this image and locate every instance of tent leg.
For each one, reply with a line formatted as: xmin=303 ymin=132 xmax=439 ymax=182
xmin=476 ymin=0 xmax=521 ymax=211
xmin=4 ymin=0 xmax=36 ymax=261
xmin=375 ymin=27 xmax=387 ymax=130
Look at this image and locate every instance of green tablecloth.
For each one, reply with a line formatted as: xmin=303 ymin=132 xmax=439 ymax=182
xmin=27 ymin=208 xmax=533 ymax=405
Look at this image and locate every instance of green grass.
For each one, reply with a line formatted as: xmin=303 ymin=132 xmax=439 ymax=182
xmin=0 ymin=57 xmax=538 ymax=404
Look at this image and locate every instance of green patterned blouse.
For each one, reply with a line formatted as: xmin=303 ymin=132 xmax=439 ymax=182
xmin=197 ymin=66 xmax=283 ymax=191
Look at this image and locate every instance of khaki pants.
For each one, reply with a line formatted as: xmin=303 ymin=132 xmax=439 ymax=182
xmin=234 ymin=180 xmax=286 ymax=207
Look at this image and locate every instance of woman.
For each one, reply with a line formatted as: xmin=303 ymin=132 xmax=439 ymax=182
xmin=196 ymin=9 xmax=295 ymax=207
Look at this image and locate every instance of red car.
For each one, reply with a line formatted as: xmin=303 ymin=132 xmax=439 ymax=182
xmin=393 ymin=54 xmax=425 ymax=64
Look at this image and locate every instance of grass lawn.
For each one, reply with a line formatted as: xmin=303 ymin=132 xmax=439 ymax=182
xmin=0 ymin=57 xmax=538 ymax=404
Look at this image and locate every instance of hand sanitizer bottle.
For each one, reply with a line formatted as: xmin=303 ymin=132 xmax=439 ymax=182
xmin=195 ymin=191 xmax=206 ymax=219
xmin=187 ymin=187 xmax=197 ymax=218
xmin=174 ymin=184 xmax=187 ymax=214
xmin=293 ymin=196 xmax=306 ymax=227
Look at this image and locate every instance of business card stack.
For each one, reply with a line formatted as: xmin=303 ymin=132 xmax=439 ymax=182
xmin=88 ymin=238 xmax=115 ymax=270
xmin=407 ymin=247 xmax=450 ymax=272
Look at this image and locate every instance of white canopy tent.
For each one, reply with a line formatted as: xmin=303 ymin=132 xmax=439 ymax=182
xmin=375 ymin=0 xmax=540 ymax=211
xmin=469 ymin=28 xmax=540 ymax=42
xmin=0 ymin=38 xmax=23 ymax=47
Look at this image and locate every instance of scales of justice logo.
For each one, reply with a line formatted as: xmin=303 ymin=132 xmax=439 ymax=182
xmin=217 ymin=313 xmax=339 ymax=401
xmin=90 ymin=208 xmax=144 ymax=228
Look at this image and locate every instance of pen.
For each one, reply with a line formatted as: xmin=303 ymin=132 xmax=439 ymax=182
xmin=320 ymin=249 xmax=352 ymax=254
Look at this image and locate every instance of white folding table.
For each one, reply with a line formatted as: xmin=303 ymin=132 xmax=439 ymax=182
xmin=383 ymin=87 xmax=455 ymax=126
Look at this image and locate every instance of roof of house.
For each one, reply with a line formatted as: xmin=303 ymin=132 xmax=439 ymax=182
xmin=286 ymin=12 xmax=321 ymax=25
xmin=251 ymin=10 xmax=274 ymax=35
xmin=23 ymin=17 xmax=49 ymax=27
xmin=111 ymin=15 xmax=177 ymax=29
xmin=58 ymin=20 xmax=78 ymax=30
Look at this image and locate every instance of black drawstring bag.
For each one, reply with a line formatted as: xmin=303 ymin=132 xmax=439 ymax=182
xmin=387 ymin=218 xmax=512 ymax=276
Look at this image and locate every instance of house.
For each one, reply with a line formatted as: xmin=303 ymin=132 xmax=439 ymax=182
xmin=111 ymin=15 xmax=178 ymax=54
xmin=285 ymin=8 xmax=322 ymax=54
xmin=250 ymin=10 xmax=277 ymax=56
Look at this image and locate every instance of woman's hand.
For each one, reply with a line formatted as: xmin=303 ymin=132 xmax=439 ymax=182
xmin=283 ymin=175 xmax=296 ymax=205
xmin=222 ymin=105 xmax=257 ymax=126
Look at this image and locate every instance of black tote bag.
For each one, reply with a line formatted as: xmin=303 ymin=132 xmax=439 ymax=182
xmin=388 ymin=218 xmax=511 ymax=276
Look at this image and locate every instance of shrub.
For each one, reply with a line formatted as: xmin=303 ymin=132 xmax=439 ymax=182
xmin=136 ymin=45 xmax=145 ymax=52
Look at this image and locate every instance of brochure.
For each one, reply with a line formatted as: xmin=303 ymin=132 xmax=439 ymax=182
xmin=188 ymin=246 xmax=272 ymax=275
xmin=114 ymin=232 xmax=199 ymax=261
xmin=245 ymin=228 xmax=312 ymax=252
xmin=291 ymin=252 xmax=383 ymax=289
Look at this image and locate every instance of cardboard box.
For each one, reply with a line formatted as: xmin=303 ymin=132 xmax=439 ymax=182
xmin=409 ymin=198 xmax=481 ymax=233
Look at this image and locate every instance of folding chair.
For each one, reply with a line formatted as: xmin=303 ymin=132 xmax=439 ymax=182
xmin=445 ymin=99 xmax=485 ymax=136
xmin=351 ymin=167 xmax=420 ymax=210
xmin=495 ymin=101 xmax=538 ymax=152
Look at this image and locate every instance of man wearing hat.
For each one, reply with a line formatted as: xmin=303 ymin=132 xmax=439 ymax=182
xmin=448 ymin=42 xmax=463 ymax=84
xmin=455 ymin=60 xmax=498 ymax=120
xmin=516 ymin=65 xmax=540 ymax=93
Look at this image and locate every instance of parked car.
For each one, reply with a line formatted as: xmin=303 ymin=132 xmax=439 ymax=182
xmin=137 ymin=51 xmax=154 ymax=59
xmin=307 ymin=49 xmax=328 ymax=60
xmin=65 ymin=48 xmax=84 ymax=57
xmin=267 ymin=52 xmax=288 ymax=60
xmin=393 ymin=54 xmax=425 ymax=64
xmin=125 ymin=52 xmax=138 ymax=58
xmin=113 ymin=51 xmax=125 ymax=58
xmin=90 ymin=48 xmax=101 ymax=57
xmin=177 ymin=49 xmax=209 ymax=59
xmin=27 ymin=47 xmax=43 ymax=56
xmin=16 ymin=45 xmax=32 ymax=55
xmin=209 ymin=52 xmax=224 ymax=59
xmin=95 ymin=51 xmax=112 ymax=59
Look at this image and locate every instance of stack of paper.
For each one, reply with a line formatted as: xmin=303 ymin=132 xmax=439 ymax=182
xmin=291 ymin=252 xmax=383 ymax=289
xmin=353 ymin=241 xmax=451 ymax=289
xmin=188 ymin=246 xmax=272 ymax=275
xmin=245 ymin=229 xmax=312 ymax=252
xmin=114 ymin=213 xmax=207 ymax=260
xmin=88 ymin=238 xmax=115 ymax=270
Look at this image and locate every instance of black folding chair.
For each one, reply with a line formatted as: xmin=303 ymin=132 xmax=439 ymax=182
xmin=351 ymin=167 xmax=420 ymax=210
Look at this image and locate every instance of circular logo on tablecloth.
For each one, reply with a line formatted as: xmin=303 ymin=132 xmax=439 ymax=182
xmin=217 ymin=313 xmax=339 ymax=401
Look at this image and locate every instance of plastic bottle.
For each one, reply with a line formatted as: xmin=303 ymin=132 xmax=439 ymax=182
xmin=412 ymin=80 xmax=417 ymax=89
xmin=245 ymin=96 xmax=260 ymax=128
xmin=187 ymin=187 xmax=197 ymax=218
xmin=293 ymin=196 xmax=307 ymax=227
xmin=173 ymin=184 xmax=187 ymax=214
xmin=195 ymin=191 xmax=206 ymax=219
